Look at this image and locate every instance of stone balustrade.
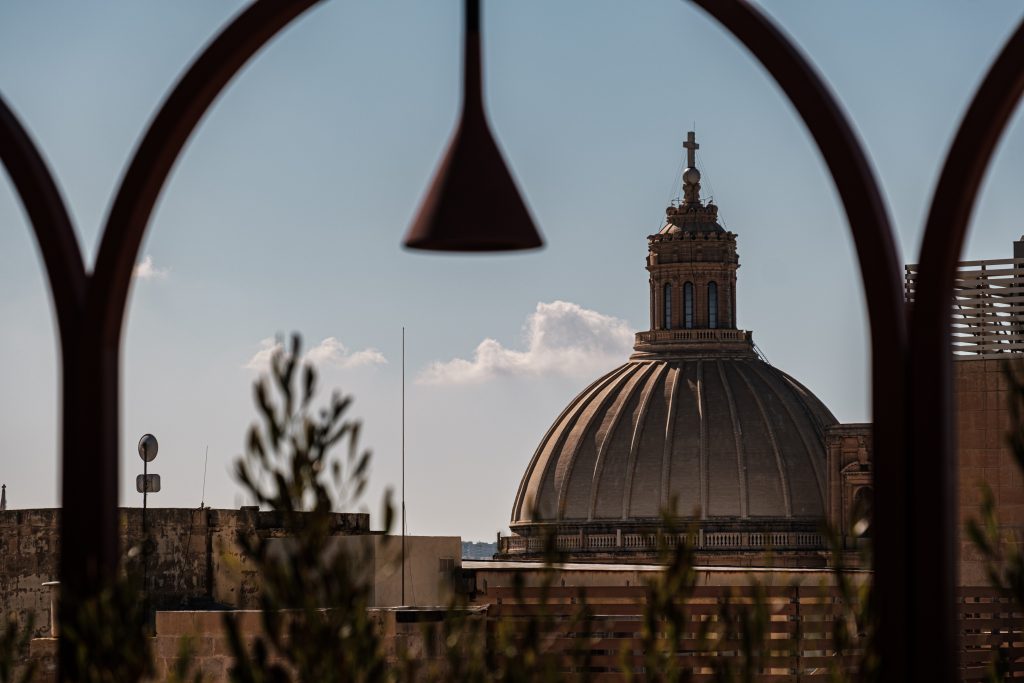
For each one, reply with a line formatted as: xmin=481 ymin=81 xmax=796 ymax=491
xmin=498 ymin=528 xmax=825 ymax=556
xmin=635 ymin=329 xmax=750 ymax=344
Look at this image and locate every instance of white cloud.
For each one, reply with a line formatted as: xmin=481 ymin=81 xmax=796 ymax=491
xmin=244 ymin=337 xmax=387 ymax=372
xmin=244 ymin=338 xmax=283 ymax=371
xmin=133 ymin=255 xmax=169 ymax=281
xmin=418 ymin=301 xmax=634 ymax=385
xmin=304 ymin=337 xmax=387 ymax=369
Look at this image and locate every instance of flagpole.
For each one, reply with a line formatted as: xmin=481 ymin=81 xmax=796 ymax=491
xmin=401 ymin=326 xmax=406 ymax=606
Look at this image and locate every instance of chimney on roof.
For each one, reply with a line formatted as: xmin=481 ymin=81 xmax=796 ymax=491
xmin=1015 ymin=237 xmax=1024 ymax=260
xmin=1 ymin=484 xmax=6 ymax=511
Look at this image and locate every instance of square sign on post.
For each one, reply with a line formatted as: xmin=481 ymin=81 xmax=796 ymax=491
xmin=136 ymin=474 xmax=161 ymax=493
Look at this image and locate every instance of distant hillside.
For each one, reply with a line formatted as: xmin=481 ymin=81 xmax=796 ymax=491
xmin=461 ymin=541 xmax=497 ymax=560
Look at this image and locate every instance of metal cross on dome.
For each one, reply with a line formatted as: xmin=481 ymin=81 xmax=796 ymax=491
xmin=683 ymin=130 xmax=699 ymax=167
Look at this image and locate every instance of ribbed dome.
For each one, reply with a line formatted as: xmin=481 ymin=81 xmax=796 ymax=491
xmin=511 ymin=357 xmax=836 ymax=526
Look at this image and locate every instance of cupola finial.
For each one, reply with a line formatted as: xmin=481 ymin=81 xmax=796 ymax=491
xmin=682 ymin=131 xmax=702 ymax=206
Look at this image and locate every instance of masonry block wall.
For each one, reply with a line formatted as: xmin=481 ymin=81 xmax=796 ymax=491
xmin=824 ymin=423 xmax=873 ymax=552
xmin=956 ymin=358 xmax=1024 ymax=585
xmin=0 ymin=508 xmax=370 ymax=637
xmin=0 ymin=509 xmax=59 ymax=638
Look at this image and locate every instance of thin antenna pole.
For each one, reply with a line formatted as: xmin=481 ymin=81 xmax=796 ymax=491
xmin=401 ymin=326 xmax=406 ymax=606
xmin=201 ymin=446 xmax=209 ymax=508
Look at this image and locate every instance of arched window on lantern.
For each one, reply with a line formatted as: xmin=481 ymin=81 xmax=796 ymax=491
xmin=684 ymin=282 xmax=694 ymax=329
xmin=708 ymin=281 xmax=718 ymax=329
xmin=663 ymin=283 xmax=673 ymax=330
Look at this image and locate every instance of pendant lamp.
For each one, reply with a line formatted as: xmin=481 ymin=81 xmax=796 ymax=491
xmin=404 ymin=0 xmax=543 ymax=251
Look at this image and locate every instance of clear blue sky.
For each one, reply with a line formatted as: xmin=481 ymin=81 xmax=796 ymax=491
xmin=0 ymin=1 xmax=1021 ymax=540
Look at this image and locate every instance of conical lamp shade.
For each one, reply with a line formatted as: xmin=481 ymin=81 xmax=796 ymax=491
xmin=404 ymin=0 xmax=543 ymax=252
xmin=405 ymin=111 xmax=542 ymax=251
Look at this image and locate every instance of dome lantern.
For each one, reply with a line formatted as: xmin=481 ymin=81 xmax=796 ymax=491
xmin=640 ymin=132 xmax=742 ymax=354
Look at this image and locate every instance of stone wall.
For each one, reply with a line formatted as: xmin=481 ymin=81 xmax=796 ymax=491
xmin=956 ymin=358 xmax=1024 ymax=585
xmin=144 ymin=607 xmax=467 ymax=682
xmin=150 ymin=610 xmax=272 ymax=682
xmin=0 ymin=508 xmax=370 ymax=637
xmin=0 ymin=509 xmax=59 ymax=638
xmin=323 ymin=535 xmax=462 ymax=607
xmin=26 ymin=607 xmax=471 ymax=683
xmin=824 ymin=423 xmax=873 ymax=552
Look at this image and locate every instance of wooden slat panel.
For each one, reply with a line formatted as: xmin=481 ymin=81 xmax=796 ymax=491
xmin=907 ymin=258 xmax=1024 ymax=362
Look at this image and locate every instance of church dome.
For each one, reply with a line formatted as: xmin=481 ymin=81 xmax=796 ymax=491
xmin=499 ymin=131 xmax=840 ymax=563
xmin=511 ymin=354 xmax=836 ymax=526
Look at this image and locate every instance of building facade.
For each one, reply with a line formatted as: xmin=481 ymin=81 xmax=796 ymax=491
xmin=906 ymin=246 xmax=1024 ymax=584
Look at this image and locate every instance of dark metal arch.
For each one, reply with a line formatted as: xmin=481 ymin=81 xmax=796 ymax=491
xmin=686 ymin=0 xmax=911 ymax=675
xmin=0 ymin=1 xmax=325 ymax=677
xmin=688 ymin=0 xmax=906 ymax=346
xmin=917 ymin=19 xmax=1024 ymax=281
xmin=92 ymin=0 xmax=322 ymax=344
xmin=908 ymin=17 xmax=1024 ymax=680
xmin=0 ymin=97 xmax=85 ymax=333
xmin=0 ymin=0 xmax=1016 ymax=677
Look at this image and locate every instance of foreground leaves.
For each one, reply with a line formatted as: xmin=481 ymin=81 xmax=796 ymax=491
xmin=226 ymin=335 xmax=392 ymax=683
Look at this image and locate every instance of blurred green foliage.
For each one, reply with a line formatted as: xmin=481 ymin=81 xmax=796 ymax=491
xmin=224 ymin=335 xmax=393 ymax=683
xmin=59 ymin=573 xmax=155 ymax=683
xmin=0 ymin=613 xmax=35 ymax=683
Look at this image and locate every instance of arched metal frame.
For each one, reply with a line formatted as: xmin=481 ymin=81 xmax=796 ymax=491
xmin=0 ymin=0 xmax=321 ymax=675
xmin=692 ymin=2 xmax=1024 ymax=679
xmin=0 ymin=0 xmax=1019 ymax=678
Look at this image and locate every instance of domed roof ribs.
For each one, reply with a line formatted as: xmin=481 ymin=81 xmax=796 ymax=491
xmin=621 ymin=362 xmax=668 ymax=519
xmin=555 ymin=364 xmax=643 ymax=520
xmin=511 ymin=364 xmax=631 ymax=522
xmin=659 ymin=365 xmax=682 ymax=513
xmin=777 ymin=371 xmax=839 ymax=430
xmin=716 ymin=360 xmax=749 ymax=519
xmin=552 ymin=364 xmax=636 ymax=519
xmin=584 ymin=362 xmax=657 ymax=521
xmin=697 ymin=360 xmax=708 ymax=520
xmin=735 ymin=364 xmax=793 ymax=518
xmin=750 ymin=363 xmax=828 ymax=511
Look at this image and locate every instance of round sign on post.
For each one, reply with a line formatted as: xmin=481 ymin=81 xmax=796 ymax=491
xmin=138 ymin=434 xmax=158 ymax=462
